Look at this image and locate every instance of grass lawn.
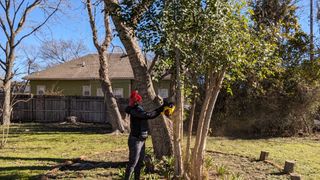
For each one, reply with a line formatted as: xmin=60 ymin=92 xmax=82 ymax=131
xmin=205 ymin=136 xmax=320 ymax=179
xmin=0 ymin=123 xmax=131 ymax=179
xmin=0 ymin=123 xmax=319 ymax=179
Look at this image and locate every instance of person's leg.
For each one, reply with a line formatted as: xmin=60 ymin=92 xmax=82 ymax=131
xmin=124 ymin=136 xmax=143 ymax=180
xmin=134 ymin=141 xmax=145 ymax=180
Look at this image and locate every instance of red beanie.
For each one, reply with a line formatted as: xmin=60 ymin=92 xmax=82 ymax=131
xmin=129 ymin=91 xmax=142 ymax=106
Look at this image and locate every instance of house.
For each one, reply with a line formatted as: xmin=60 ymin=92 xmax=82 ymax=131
xmin=24 ymin=53 xmax=171 ymax=98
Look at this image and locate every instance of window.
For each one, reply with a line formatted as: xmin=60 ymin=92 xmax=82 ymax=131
xmin=113 ymin=88 xmax=124 ymax=98
xmin=97 ymin=88 xmax=104 ymax=97
xmin=82 ymin=85 xmax=91 ymax=96
xmin=37 ymin=85 xmax=45 ymax=95
xmin=158 ymin=88 xmax=168 ymax=98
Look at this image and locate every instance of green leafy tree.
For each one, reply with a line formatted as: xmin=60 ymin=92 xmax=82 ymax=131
xmin=145 ymin=0 xmax=281 ymax=178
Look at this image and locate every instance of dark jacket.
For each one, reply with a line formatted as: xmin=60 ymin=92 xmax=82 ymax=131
xmin=125 ymin=104 xmax=164 ymax=138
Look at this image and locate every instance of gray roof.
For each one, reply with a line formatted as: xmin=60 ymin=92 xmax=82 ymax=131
xmin=24 ymin=53 xmax=136 ymax=80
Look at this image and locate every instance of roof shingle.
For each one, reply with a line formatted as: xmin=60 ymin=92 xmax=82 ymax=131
xmin=24 ymin=53 xmax=135 ymax=80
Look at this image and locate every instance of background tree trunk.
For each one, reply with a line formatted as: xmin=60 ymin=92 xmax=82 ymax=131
xmin=99 ymin=51 xmax=125 ymax=132
xmin=85 ymin=0 xmax=125 ymax=132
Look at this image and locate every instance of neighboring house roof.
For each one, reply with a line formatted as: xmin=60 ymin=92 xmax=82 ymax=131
xmin=24 ymin=53 xmax=136 ymax=80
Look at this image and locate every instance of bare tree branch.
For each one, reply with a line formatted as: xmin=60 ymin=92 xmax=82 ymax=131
xmin=4 ymin=0 xmax=14 ymax=32
xmin=0 ymin=59 xmax=6 ymax=71
xmin=15 ymin=0 xmax=41 ymax=34
xmin=85 ymin=0 xmax=101 ymax=50
xmin=14 ymin=0 xmax=62 ymax=48
xmin=159 ymin=68 xmax=172 ymax=80
xmin=0 ymin=1 xmax=5 ymax=11
xmin=102 ymin=1 xmax=112 ymax=48
xmin=148 ymin=53 xmax=159 ymax=74
xmin=0 ymin=17 xmax=10 ymax=39
xmin=0 ymin=43 xmax=6 ymax=53
xmin=12 ymin=0 xmax=26 ymax=26
xmin=11 ymin=95 xmax=33 ymax=108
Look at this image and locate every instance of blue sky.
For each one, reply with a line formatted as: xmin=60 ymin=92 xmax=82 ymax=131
xmin=0 ymin=0 xmax=317 ymax=79
xmin=20 ymin=0 xmax=316 ymax=53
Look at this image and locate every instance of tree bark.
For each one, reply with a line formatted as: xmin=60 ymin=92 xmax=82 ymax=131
xmin=191 ymin=69 xmax=226 ymax=179
xmin=107 ymin=0 xmax=173 ymax=158
xmin=172 ymin=46 xmax=184 ymax=177
xmin=184 ymin=94 xmax=196 ymax=172
xmin=99 ymin=51 xmax=125 ymax=132
xmin=85 ymin=0 xmax=125 ymax=132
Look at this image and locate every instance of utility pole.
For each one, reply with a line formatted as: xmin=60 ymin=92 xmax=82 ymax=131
xmin=311 ymin=0 xmax=314 ymax=61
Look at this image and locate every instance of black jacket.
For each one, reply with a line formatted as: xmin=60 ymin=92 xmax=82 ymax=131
xmin=125 ymin=104 xmax=164 ymax=138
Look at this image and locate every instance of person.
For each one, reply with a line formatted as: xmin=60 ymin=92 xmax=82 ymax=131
xmin=124 ymin=90 xmax=166 ymax=180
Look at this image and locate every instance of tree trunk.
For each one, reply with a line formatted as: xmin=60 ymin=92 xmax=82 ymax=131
xmin=1 ymin=54 xmax=14 ymax=147
xmin=2 ymin=81 xmax=12 ymax=126
xmin=184 ymin=94 xmax=196 ymax=173
xmin=172 ymin=46 xmax=184 ymax=177
xmin=191 ymin=77 xmax=213 ymax=175
xmin=85 ymin=0 xmax=125 ymax=133
xmin=191 ymin=69 xmax=226 ymax=179
xmin=98 ymin=51 xmax=125 ymax=132
xmin=110 ymin=12 xmax=173 ymax=158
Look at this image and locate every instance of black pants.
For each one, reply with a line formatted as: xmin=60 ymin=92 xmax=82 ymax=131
xmin=124 ymin=135 xmax=145 ymax=180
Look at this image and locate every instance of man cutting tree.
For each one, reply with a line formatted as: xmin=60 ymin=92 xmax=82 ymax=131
xmin=124 ymin=90 xmax=173 ymax=180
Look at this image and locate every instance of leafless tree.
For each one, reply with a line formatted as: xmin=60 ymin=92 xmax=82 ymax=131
xmin=0 ymin=0 xmax=62 ymax=148
xmin=39 ymin=39 xmax=88 ymax=65
xmin=85 ymin=0 xmax=125 ymax=133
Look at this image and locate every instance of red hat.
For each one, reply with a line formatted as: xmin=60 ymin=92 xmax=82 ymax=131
xmin=129 ymin=90 xmax=142 ymax=106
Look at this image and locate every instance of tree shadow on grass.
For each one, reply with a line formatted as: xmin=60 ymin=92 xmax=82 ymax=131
xmin=10 ymin=123 xmax=113 ymax=135
xmin=0 ymin=173 xmax=42 ymax=180
xmin=0 ymin=156 xmax=66 ymax=163
xmin=58 ymin=160 xmax=128 ymax=171
xmin=0 ymin=165 xmax=52 ymax=172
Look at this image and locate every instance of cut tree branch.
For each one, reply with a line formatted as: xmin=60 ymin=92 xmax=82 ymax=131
xmin=14 ymin=0 xmax=61 ymax=48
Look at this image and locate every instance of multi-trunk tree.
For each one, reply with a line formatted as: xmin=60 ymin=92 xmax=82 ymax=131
xmin=154 ymin=0 xmax=280 ymax=178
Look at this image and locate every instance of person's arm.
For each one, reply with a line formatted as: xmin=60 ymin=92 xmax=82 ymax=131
xmin=130 ymin=105 xmax=164 ymax=119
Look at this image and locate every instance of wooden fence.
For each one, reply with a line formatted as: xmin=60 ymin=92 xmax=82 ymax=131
xmin=1 ymin=95 xmax=128 ymax=123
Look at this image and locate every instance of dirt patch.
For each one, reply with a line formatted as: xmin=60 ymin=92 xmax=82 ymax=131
xmin=42 ymin=150 xmax=290 ymax=179
xmin=207 ymin=151 xmax=289 ymax=179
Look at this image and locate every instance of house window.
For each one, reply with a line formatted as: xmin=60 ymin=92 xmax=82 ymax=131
xmin=97 ymin=88 xmax=104 ymax=97
xmin=82 ymin=85 xmax=91 ymax=96
xmin=158 ymin=88 xmax=168 ymax=98
xmin=113 ymin=88 xmax=124 ymax=98
xmin=37 ymin=85 xmax=46 ymax=95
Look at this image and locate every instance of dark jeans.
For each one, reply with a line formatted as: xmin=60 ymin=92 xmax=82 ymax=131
xmin=124 ymin=135 xmax=146 ymax=180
